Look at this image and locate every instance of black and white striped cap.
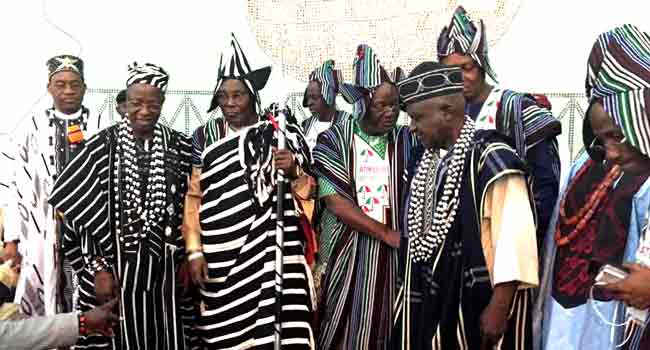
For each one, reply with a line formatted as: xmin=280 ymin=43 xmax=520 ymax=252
xmin=126 ymin=62 xmax=169 ymax=93
xmin=207 ymin=33 xmax=272 ymax=113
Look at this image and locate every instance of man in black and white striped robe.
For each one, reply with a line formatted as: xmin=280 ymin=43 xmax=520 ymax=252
xmin=197 ymin=118 xmax=316 ymax=349
xmin=48 ymin=62 xmax=194 ymax=349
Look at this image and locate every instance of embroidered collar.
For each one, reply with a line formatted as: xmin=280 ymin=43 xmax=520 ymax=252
xmin=353 ymin=120 xmax=389 ymax=159
xmin=473 ymin=86 xmax=503 ymax=129
xmin=52 ymin=108 xmax=84 ymax=121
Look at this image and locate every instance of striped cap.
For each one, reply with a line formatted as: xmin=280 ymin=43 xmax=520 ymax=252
xmin=342 ymin=44 xmax=403 ymax=118
xmin=303 ymin=60 xmax=343 ymax=107
xmin=353 ymin=44 xmax=390 ymax=90
xmin=208 ymin=33 xmax=272 ymax=113
xmin=126 ymin=62 xmax=169 ymax=93
xmin=586 ymin=24 xmax=650 ymax=156
xmin=437 ymin=6 xmax=497 ymax=83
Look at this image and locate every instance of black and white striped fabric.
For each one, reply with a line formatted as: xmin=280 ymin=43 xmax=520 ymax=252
xmin=49 ymin=123 xmax=193 ymax=350
xmin=207 ymin=33 xmax=272 ymax=113
xmin=126 ymin=62 xmax=169 ymax=92
xmin=197 ymin=121 xmax=315 ymax=349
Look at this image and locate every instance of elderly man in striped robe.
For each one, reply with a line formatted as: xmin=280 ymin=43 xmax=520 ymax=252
xmin=312 ymin=44 xmax=418 ymax=350
xmin=395 ymin=61 xmax=539 ymax=350
xmin=183 ymin=33 xmax=315 ymax=349
xmin=48 ymin=62 xmax=193 ymax=349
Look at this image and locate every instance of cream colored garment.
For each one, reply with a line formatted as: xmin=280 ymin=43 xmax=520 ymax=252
xmin=182 ymin=167 xmax=203 ymax=252
xmin=480 ymin=174 xmax=539 ymax=289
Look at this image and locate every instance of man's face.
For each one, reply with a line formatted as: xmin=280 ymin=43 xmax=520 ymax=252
xmin=47 ymin=71 xmax=86 ymax=114
xmin=305 ymin=81 xmax=330 ymax=117
xmin=217 ymin=79 xmax=254 ymax=128
xmin=126 ymin=83 xmax=163 ymax=134
xmin=440 ymin=53 xmax=484 ymax=102
xmin=116 ymin=102 xmax=128 ymax=119
xmin=407 ymin=94 xmax=461 ymax=149
xmin=589 ymin=101 xmax=650 ymax=175
xmin=365 ymin=82 xmax=399 ymax=134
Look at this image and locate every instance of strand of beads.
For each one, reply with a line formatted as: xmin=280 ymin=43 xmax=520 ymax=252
xmin=115 ymin=122 xmax=166 ymax=247
xmin=554 ymin=163 xmax=622 ymax=247
xmin=407 ymin=148 xmax=437 ymax=249
xmin=410 ymin=117 xmax=476 ymax=262
xmin=141 ymin=126 xmax=166 ymax=240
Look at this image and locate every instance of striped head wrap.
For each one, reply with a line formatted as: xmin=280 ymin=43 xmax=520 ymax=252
xmin=437 ymin=6 xmax=497 ymax=83
xmin=586 ymin=24 xmax=650 ymax=156
xmin=207 ymin=33 xmax=272 ymax=113
xmin=302 ymin=59 xmax=343 ymax=107
xmin=126 ymin=62 xmax=169 ymax=93
xmin=340 ymin=44 xmax=403 ymax=118
xmin=47 ymin=54 xmax=84 ymax=81
xmin=397 ymin=62 xmax=464 ymax=108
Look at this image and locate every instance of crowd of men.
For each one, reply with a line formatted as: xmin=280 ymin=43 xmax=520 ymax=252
xmin=1 ymin=6 xmax=650 ymax=350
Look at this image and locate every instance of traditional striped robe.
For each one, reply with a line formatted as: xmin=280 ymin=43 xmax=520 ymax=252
xmin=300 ymin=110 xmax=351 ymax=140
xmin=468 ymin=89 xmax=562 ymax=244
xmin=4 ymin=107 xmax=106 ymax=323
xmin=395 ymin=130 xmax=536 ymax=350
xmin=197 ymin=120 xmax=315 ymax=349
xmin=48 ymin=123 xmax=192 ymax=350
xmin=312 ymin=119 xmax=418 ymax=350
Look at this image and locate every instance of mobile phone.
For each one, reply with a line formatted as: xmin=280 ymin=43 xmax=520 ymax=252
xmin=594 ymin=264 xmax=629 ymax=284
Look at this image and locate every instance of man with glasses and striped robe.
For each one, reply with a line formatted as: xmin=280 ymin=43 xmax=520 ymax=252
xmin=313 ymin=44 xmax=418 ymax=350
xmin=184 ymin=33 xmax=315 ymax=349
xmin=536 ymin=24 xmax=650 ymax=350
xmin=48 ymin=62 xmax=193 ymax=349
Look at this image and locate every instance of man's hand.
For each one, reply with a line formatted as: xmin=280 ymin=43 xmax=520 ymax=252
xmin=383 ymin=227 xmax=400 ymax=248
xmin=479 ymin=299 xmax=510 ymax=349
xmin=178 ymin=260 xmax=191 ymax=292
xmin=273 ymin=148 xmax=298 ymax=179
xmin=2 ymin=241 xmax=21 ymax=268
xmin=95 ymin=271 xmax=117 ymax=305
xmin=83 ymin=298 xmax=120 ymax=336
xmin=479 ymin=282 xmax=518 ymax=350
xmin=601 ymin=263 xmax=650 ymax=309
xmin=189 ymin=255 xmax=209 ymax=289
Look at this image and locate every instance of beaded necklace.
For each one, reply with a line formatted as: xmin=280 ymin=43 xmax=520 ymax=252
xmin=113 ymin=121 xmax=167 ymax=247
xmin=408 ymin=117 xmax=476 ymax=262
xmin=554 ymin=161 xmax=622 ymax=247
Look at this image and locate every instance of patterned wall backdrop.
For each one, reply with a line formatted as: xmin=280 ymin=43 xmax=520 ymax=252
xmin=87 ymin=88 xmax=588 ymax=164
xmin=246 ymin=0 xmax=523 ymax=81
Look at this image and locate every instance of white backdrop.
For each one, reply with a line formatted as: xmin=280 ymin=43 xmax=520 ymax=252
xmin=0 ymin=0 xmax=649 ymax=142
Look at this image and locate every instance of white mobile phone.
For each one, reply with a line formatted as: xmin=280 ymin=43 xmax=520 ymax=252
xmin=594 ymin=264 xmax=629 ymax=284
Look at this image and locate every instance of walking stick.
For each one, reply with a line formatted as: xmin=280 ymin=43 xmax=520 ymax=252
xmin=273 ymin=105 xmax=287 ymax=350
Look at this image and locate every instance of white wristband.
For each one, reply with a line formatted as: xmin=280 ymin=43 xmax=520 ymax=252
xmin=188 ymin=251 xmax=204 ymax=261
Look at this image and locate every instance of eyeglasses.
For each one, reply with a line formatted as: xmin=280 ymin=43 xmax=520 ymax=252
xmin=127 ymin=100 xmax=162 ymax=114
xmin=588 ymin=135 xmax=627 ymax=163
xmin=398 ymin=70 xmax=463 ymax=99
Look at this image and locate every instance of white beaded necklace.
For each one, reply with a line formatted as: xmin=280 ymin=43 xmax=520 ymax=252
xmin=408 ymin=117 xmax=476 ymax=262
xmin=113 ymin=121 xmax=167 ymax=247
